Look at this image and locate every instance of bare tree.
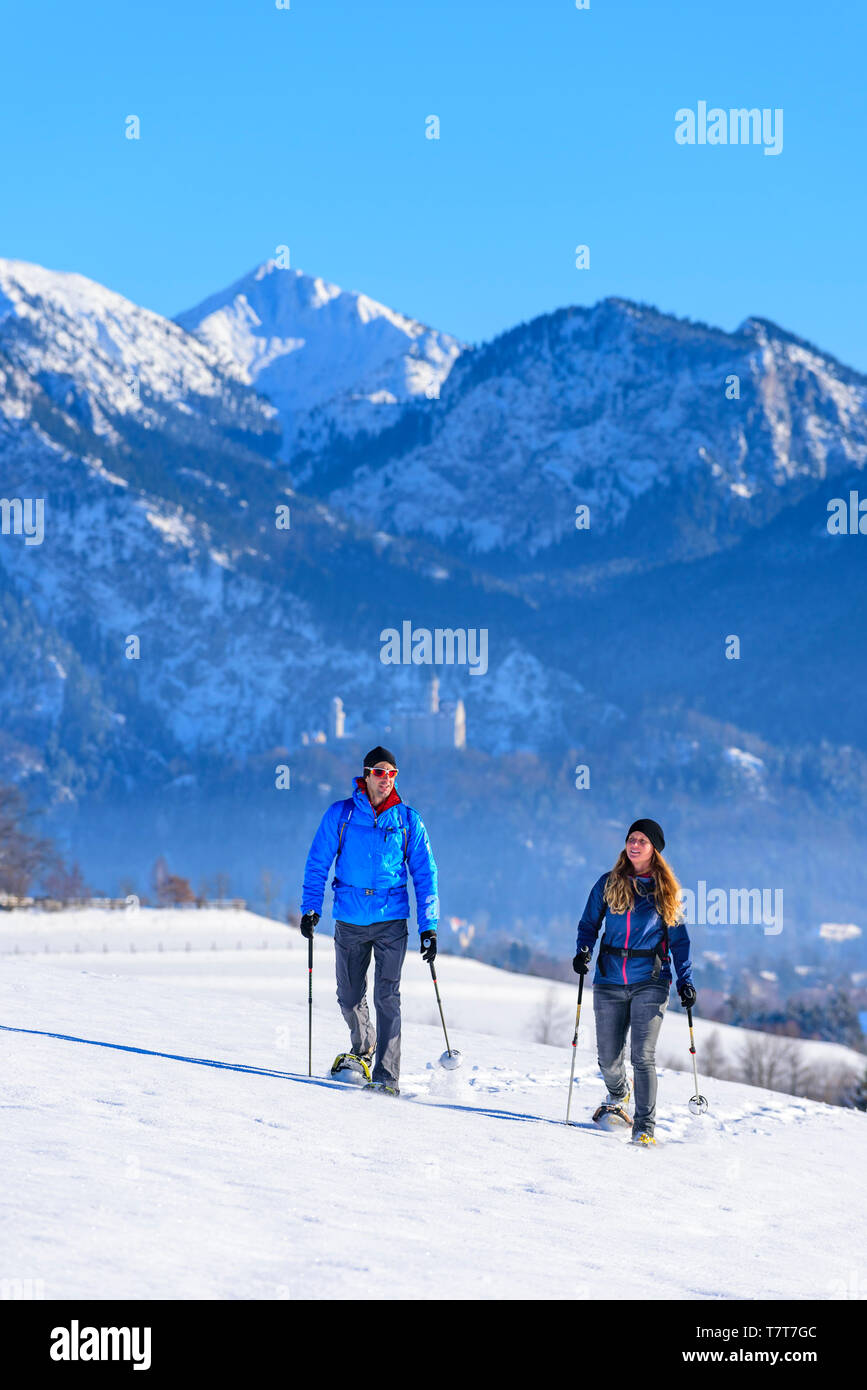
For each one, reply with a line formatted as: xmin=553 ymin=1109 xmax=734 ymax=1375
xmin=214 ymin=871 xmax=230 ymax=902
xmin=0 ymin=782 xmax=56 ymax=896
xmin=778 ymin=1040 xmax=817 ymax=1098
xmin=42 ymin=860 xmax=91 ymax=903
xmin=699 ymin=1028 xmax=731 ymax=1081
xmin=804 ymin=1063 xmax=860 ymax=1106
xmin=152 ymin=856 xmax=195 ymax=906
xmin=260 ymin=868 xmax=282 ymax=919
xmin=160 ymin=874 xmax=195 ymax=906
xmin=152 ymin=856 xmax=169 ymax=901
xmin=660 ymin=1028 xmax=729 ymax=1079
xmin=738 ymin=1032 xmax=814 ymax=1095
xmin=532 ymin=987 xmax=572 ymax=1046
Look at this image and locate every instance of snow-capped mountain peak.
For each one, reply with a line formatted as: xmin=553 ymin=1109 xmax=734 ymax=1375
xmin=175 ymin=259 xmax=464 ymax=455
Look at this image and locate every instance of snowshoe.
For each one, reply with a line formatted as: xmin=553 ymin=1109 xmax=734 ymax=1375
xmin=592 ymin=1102 xmax=632 ymax=1132
xmin=330 ymin=1052 xmax=372 ymax=1085
xmin=364 ymin=1080 xmax=400 ymax=1097
xmin=631 ymin=1132 xmax=657 ymax=1146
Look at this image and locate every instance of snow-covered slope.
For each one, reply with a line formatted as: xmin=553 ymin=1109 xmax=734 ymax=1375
xmin=1 ymin=909 xmax=863 ymax=1299
xmin=0 ymin=258 xmax=280 ymax=451
xmin=176 ymin=260 xmax=463 ymax=460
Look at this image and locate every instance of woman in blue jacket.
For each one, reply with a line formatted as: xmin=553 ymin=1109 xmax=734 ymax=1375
xmin=299 ymin=746 xmax=438 ymax=1096
xmin=573 ymin=818 xmax=695 ymax=1145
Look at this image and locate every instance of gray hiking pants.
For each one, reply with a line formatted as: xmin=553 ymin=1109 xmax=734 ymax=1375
xmin=593 ymin=981 xmax=669 ymax=1136
xmin=334 ymin=918 xmax=409 ymax=1087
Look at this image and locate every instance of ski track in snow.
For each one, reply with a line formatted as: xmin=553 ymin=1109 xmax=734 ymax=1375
xmin=0 ymin=913 xmax=864 ymax=1301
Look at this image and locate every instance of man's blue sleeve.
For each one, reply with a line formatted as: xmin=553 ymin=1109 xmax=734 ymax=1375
xmin=301 ymin=802 xmax=341 ymax=916
xmin=406 ymin=808 xmax=438 ymax=933
xmin=576 ymin=874 xmax=608 ymax=954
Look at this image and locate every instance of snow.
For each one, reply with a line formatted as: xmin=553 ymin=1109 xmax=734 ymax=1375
xmin=1 ymin=908 xmax=864 ymax=1300
xmin=724 ymin=747 xmax=768 ymax=797
xmin=0 ymin=258 xmax=264 ymax=426
xmin=175 ymin=261 xmax=463 ymax=454
xmin=143 ymin=509 xmax=196 ymax=548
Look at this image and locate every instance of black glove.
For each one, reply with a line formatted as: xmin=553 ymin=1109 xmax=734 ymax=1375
xmin=420 ymin=933 xmax=437 ymax=964
xmin=572 ymin=946 xmax=591 ymax=975
xmin=300 ymin=911 xmax=320 ymax=939
xmin=678 ymin=981 xmax=697 ymax=1009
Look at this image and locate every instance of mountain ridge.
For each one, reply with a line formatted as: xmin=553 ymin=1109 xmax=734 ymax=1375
xmin=2 ymin=255 xmax=866 ymax=939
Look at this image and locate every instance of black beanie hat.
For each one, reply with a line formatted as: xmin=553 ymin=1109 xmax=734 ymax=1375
xmin=363 ymin=745 xmax=397 ymax=770
xmin=626 ymin=818 xmax=665 ymax=854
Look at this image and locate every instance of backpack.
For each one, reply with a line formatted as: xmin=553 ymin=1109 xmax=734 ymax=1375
xmin=335 ymin=800 xmax=410 ymax=865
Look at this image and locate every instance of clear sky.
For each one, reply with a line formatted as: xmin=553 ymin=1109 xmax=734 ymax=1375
xmin=2 ymin=0 xmax=865 ymax=368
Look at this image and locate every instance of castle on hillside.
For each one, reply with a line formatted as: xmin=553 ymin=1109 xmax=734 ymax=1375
xmin=300 ymin=678 xmax=466 ymax=751
xmin=386 ymin=676 xmax=466 ymax=751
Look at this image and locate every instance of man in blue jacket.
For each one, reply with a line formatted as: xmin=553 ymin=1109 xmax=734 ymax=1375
xmin=299 ymin=746 xmax=438 ymax=1095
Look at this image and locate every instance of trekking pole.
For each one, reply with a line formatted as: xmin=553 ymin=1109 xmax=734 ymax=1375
xmin=307 ymin=933 xmax=313 ymax=1078
xmin=565 ymin=971 xmax=585 ymax=1125
xmin=686 ymin=1005 xmax=708 ymax=1114
xmin=428 ymin=957 xmax=462 ymax=1070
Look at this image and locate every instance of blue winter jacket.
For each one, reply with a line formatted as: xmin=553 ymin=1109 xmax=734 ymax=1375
xmin=301 ymin=780 xmax=438 ymax=933
xmin=576 ymin=872 xmax=694 ymax=989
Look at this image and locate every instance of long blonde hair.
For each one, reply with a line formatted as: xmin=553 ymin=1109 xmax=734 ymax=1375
xmin=603 ymin=847 xmax=682 ymax=926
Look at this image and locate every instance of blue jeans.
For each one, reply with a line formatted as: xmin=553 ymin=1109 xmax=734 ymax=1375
xmin=593 ymin=981 xmax=669 ymax=1136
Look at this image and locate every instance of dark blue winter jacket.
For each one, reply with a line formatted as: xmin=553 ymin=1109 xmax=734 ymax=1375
xmin=576 ymin=872 xmax=694 ymax=989
xmin=301 ymin=780 xmax=438 ymax=932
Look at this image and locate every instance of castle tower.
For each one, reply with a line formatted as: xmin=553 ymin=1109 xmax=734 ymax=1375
xmin=454 ymin=699 xmax=466 ymax=749
xmin=331 ymin=696 xmax=345 ymax=740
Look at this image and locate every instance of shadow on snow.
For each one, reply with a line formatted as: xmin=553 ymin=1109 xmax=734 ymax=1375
xmin=0 ymin=1021 xmax=576 ymax=1127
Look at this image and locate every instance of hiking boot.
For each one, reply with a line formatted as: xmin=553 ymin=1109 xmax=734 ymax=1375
xmin=605 ymin=1084 xmax=631 ymax=1108
xmin=365 ymin=1080 xmax=400 ymax=1097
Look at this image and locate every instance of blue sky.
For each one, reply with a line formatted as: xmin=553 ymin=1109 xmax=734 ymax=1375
xmin=2 ymin=0 xmax=865 ymax=367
